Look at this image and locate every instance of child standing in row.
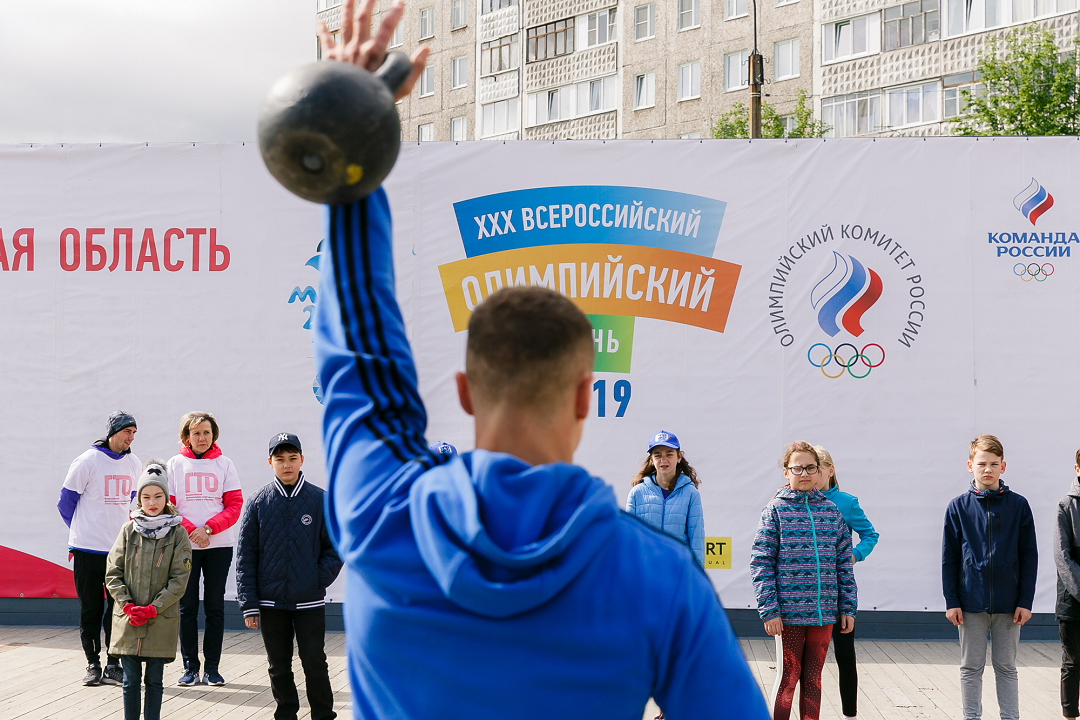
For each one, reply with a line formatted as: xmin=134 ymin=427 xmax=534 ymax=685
xmin=1055 ymin=446 xmax=1080 ymax=720
xmin=814 ymin=445 xmax=879 ymax=720
xmin=106 ymin=461 xmax=192 ymax=720
xmin=751 ymin=441 xmax=857 ymax=720
xmin=943 ymin=434 xmax=1037 ymax=720
xmin=625 ymin=431 xmax=705 ymax=568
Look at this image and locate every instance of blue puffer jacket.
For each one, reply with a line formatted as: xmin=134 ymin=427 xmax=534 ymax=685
xmin=942 ymin=481 xmax=1038 ymax=614
xmin=625 ymin=474 xmax=704 ymax=568
xmin=236 ymin=473 xmax=343 ymax=616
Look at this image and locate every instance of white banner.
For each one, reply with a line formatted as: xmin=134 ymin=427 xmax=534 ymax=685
xmin=2 ymin=138 xmax=1077 ymax=614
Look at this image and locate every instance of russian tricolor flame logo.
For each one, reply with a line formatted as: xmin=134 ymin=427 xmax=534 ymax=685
xmin=1014 ymin=178 xmax=1054 ymax=226
xmin=810 ymin=252 xmax=882 ymax=338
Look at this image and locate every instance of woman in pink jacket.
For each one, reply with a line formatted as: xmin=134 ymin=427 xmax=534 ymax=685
xmin=166 ymin=411 xmax=243 ymax=687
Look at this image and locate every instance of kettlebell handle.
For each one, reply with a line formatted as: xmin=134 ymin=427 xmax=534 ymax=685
xmin=375 ymin=51 xmax=413 ymax=97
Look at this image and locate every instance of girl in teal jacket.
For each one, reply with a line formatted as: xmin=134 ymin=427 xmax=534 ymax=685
xmin=814 ymin=445 xmax=878 ymax=720
xmin=625 ymin=431 xmax=705 ymax=568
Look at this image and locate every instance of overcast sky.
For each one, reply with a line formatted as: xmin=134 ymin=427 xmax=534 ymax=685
xmin=0 ymin=1 xmax=314 ymax=143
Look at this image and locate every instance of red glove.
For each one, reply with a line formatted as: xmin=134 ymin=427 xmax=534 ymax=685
xmin=123 ymin=603 xmax=147 ymax=626
xmin=139 ymin=605 xmax=158 ymax=620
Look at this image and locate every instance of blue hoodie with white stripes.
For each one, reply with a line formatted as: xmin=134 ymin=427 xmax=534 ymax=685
xmin=316 ymin=190 xmax=769 ymax=720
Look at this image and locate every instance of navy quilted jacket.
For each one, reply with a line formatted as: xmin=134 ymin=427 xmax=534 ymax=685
xmin=236 ymin=473 xmax=342 ymax=616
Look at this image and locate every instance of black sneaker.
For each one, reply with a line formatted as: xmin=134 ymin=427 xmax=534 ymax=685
xmin=177 ymin=668 xmax=200 ymax=686
xmin=101 ymin=664 xmax=124 ymax=685
xmin=203 ymin=671 xmax=225 ymax=686
xmin=82 ymin=663 xmax=102 ymax=686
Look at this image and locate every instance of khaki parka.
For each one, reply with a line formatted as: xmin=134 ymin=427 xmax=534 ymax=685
xmin=105 ymin=518 xmax=192 ymax=659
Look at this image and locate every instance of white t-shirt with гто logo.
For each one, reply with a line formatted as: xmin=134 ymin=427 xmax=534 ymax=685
xmin=167 ymin=454 xmax=242 ymax=549
xmin=62 ymin=448 xmax=143 ymax=553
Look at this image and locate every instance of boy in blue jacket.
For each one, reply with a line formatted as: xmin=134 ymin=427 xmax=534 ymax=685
xmin=942 ymin=434 xmax=1038 ymax=720
xmin=311 ymin=3 xmax=770 ymax=718
xmin=236 ymin=433 xmax=342 ymax=720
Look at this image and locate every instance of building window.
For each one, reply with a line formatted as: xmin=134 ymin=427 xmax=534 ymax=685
xmin=419 ymin=66 xmax=435 ymax=96
xmin=724 ymin=51 xmax=748 ymax=91
xmin=725 ymin=0 xmax=748 ymax=18
xmin=677 ymin=61 xmax=701 ymax=100
xmin=526 ymin=76 xmax=616 ymax=126
xmin=773 ymin=39 xmax=799 ymax=80
xmin=943 ymin=0 xmax=1010 ymax=36
xmin=822 ymin=13 xmax=881 ymax=63
xmin=943 ymin=71 xmax=984 ymax=117
xmin=451 ymin=56 xmax=468 ymax=88
xmin=450 ymin=0 xmax=467 ymax=28
xmin=587 ymin=8 xmax=617 ymax=46
xmin=634 ymin=4 xmax=655 ymax=40
xmin=482 ymin=0 xmax=517 ymax=13
xmin=780 ymin=116 xmax=796 ymax=136
xmin=886 ymin=81 xmax=940 ymax=127
xmin=482 ymin=97 xmax=519 ymax=136
xmin=822 ymin=91 xmax=881 ymax=136
xmin=1011 ymin=0 xmax=1079 ymax=23
xmin=419 ymin=7 xmax=435 ymax=39
xmin=418 ymin=123 xmax=434 ymax=141
xmin=451 ymin=116 xmax=467 ymax=141
xmin=678 ymin=0 xmax=700 ymax=29
xmin=317 ymin=0 xmax=341 ymax=9
xmin=481 ymin=34 xmax=520 ymax=74
xmin=884 ymin=0 xmax=939 ymax=50
xmin=389 ymin=24 xmax=403 ymax=48
xmin=634 ymin=72 xmax=656 ymax=108
xmin=679 ymin=132 xmax=701 ymax=138
xmin=527 ymin=19 xmax=574 ymax=62
xmin=775 ymin=0 xmax=798 ymax=6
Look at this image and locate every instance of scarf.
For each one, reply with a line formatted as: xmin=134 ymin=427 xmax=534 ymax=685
xmin=131 ymin=510 xmax=183 ymax=539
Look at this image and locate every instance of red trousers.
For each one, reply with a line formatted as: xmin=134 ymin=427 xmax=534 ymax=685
xmin=771 ymin=624 xmax=833 ymax=720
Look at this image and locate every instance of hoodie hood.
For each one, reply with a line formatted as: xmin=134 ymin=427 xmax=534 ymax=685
xmin=410 ymin=449 xmax=619 ymax=619
xmin=774 ymin=486 xmax=829 ymax=503
xmin=969 ymin=480 xmax=1011 ymax=499
xmin=1069 ymin=477 xmax=1080 ymax=499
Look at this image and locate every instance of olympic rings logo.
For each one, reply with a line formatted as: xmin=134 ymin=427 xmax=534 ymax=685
xmin=1014 ymin=262 xmax=1054 ymax=282
xmin=807 ymin=343 xmax=886 ymax=379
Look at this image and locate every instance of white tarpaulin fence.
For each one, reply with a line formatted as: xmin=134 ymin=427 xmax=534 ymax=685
xmin=1 ymin=137 xmax=1077 ymax=614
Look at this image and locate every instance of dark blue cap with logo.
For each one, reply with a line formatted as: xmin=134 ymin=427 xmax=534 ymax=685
xmin=269 ymin=432 xmax=303 ymax=456
xmin=648 ymin=430 xmax=680 ymax=451
xmin=429 ymin=441 xmax=457 ymax=457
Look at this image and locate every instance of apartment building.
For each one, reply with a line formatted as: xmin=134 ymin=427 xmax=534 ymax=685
xmin=315 ymin=0 xmax=1079 ymax=140
xmin=818 ymin=0 xmax=1078 ymax=136
xmin=316 ymin=0 xmax=814 ymax=140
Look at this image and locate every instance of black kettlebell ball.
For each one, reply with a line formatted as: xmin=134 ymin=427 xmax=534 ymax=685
xmin=258 ymin=51 xmax=413 ymax=205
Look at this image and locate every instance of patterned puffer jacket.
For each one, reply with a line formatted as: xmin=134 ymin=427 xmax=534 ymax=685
xmin=750 ymin=486 xmax=857 ymax=625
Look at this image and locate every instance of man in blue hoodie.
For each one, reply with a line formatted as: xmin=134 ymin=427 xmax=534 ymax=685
xmin=942 ymin=434 xmax=1038 ymax=720
xmin=312 ymin=3 xmax=770 ymax=718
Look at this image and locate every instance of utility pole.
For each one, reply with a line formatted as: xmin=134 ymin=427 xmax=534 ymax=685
xmin=749 ymin=52 xmax=764 ymax=139
xmin=748 ymin=0 xmax=763 ymax=138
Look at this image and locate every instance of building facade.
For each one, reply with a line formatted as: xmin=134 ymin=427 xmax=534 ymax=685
xmin=315 ymin=0 xmax=1078 ymax=140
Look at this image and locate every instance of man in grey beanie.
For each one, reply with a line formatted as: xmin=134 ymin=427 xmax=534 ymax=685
xmin=57 ymin=411 xmax=143 ymax=686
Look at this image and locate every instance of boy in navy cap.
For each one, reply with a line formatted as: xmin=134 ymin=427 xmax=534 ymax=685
xmin=236 ymin=433 xmax=343 ymax=720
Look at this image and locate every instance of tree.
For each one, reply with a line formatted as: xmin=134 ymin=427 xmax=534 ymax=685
xmin=710 ymin=89 xmax=829 ymax=139
xmin=950 ymin=25 xmax=1080 ymax=136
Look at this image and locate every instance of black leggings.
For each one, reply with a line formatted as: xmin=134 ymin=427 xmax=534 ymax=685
xmin=831 ymin=622 xmax=858 ymax=717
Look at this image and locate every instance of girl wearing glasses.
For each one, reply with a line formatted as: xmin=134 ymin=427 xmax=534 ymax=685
xmin=750 ymin=441 xmax=857 ymax=720
xmin=813 ymin=445 xmax=878 ymax=720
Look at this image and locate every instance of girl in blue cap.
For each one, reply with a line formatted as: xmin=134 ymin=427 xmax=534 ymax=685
xmin=625 ymin=431 xmax=705 ymax=568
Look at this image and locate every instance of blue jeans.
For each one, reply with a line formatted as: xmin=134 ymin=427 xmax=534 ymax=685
xmin=121 ymin=655 xmax=166 ymax=720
